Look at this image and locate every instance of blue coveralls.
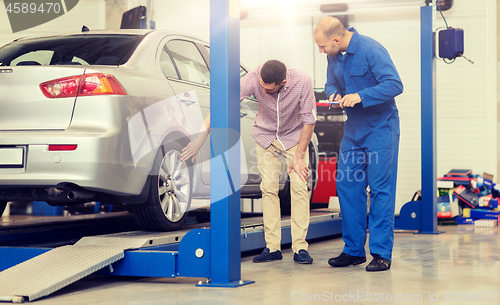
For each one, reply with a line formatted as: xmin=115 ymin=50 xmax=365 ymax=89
xmin=325 ymin=28 xmax=403 ymax=261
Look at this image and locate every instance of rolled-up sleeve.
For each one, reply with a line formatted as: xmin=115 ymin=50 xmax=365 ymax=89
xmin=299 ymin=76 xmax=317 ymax=125
xmin=240 ymin=69 xmax=257 ymax=101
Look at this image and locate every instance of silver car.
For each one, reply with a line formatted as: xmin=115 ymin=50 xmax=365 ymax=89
xmin=0 ymin=29 xmax=318 ymax=231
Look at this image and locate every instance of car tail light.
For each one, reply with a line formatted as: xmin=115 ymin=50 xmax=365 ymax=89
xmin=48 ymin=144 xmax=78 ymax=151
xmin=79 ymin=74 xmax=127 ymax=96
xmin=40 ymin=76 xmax=80 ymax=98
xmin=40 ymin=73 xmax=127 ymax=98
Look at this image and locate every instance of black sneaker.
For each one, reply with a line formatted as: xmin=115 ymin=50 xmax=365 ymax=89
xmin=253 ymin=248 xmax=283 ymax=263
xmin=366 ymin=254 xmax=391 ymax=272
xmin=328 ymin=252 xmax=366 ymax=267
xmin=293 ymin=249 xmax=313 ymax=264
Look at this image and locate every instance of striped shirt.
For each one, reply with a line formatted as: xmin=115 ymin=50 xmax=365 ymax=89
xmin=240 ymin=65 xmax=317 ymax=150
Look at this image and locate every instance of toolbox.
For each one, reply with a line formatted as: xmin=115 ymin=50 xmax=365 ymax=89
xmin=311 ymin=156 xmax=337 ymax=204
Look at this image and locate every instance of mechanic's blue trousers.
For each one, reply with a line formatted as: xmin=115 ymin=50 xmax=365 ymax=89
xmin=336 ymin=136 xmax=399 ymax=261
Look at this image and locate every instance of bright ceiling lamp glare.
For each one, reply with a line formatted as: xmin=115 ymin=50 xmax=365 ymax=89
xmin=320 ymin=3 xmax=348 ymax=13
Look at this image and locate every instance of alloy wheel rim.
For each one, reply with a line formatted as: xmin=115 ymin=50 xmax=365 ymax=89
xmin=157 ymin=150 xmax=191 ymax=222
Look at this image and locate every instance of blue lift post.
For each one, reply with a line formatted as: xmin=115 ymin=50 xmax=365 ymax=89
xmin=419 ymin=3 xmax=441 ymax=234
xmin=394 ymin=2 xmax=441 ymax=233
xmin=199 ymin=0 xmax=253 ymax=287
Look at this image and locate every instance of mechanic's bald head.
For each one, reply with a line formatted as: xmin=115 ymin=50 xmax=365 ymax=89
xmin=313 ymin=16 xmax=352 ymax=57
xmin=314 ymin=16 xmax=346 ymax=40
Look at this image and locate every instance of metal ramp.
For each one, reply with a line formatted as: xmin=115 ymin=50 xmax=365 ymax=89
xmin=74 ymin=227 xmax=193 ymax=248
xmin=0 ymin=230 xmax=192 ymax=303
xmin=0 ymin=245 xmax=125 ymax=303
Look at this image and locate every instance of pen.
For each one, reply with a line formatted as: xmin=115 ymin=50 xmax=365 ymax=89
xmin=329 ymin=90 xmax=338 ymax=109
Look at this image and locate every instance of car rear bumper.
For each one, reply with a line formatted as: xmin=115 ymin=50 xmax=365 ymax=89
xmin=0 ymin=129 xmax=151 ymax=198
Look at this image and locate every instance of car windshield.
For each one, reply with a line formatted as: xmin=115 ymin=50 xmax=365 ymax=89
xmin=0 ymin=34 xmax=145 ymax=66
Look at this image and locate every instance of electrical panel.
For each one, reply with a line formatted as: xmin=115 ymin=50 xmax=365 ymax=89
xmin=438 ymin=28 xmax=464 ymax=60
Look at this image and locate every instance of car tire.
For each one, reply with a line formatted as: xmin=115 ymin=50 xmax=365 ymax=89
xmin=278 ymin=177 xmax=292 ymax=216
xmin=0 ymin=201 xmax=6 ymax=216
xmin=279 ymin=145 xmax=316 ymax=216
xmin=131 ymin=140 xmax=192 ymax=231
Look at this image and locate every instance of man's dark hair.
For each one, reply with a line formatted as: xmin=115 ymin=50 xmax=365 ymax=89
xmin=260 ymin=60 xmax=287 ymax=85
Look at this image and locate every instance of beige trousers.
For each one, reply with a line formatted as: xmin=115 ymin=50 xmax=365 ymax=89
xmin=256 ymin=139 xmax=310 ymax=253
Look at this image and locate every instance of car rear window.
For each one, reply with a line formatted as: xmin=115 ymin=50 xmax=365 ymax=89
xmin=0 ymin=34 xmax=145 ymax=66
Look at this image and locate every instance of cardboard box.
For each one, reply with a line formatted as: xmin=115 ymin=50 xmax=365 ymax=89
xmin=437 ymin=194 xmax=459 ymax=218
xmin=454 ymin=185 xmax=479 ymax=208
xmin=469 ymin=209 xmax=500 ymax=220
xmin=456 ymin=217 xmax=474 ymax=225
xmin=474 ymin=219 xmax=498 ymax=227
xmin=445 ymin=169 xmax=472 ymax=177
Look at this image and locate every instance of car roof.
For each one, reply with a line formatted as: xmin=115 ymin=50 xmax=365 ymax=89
xmin=12 ymin=29 xmax=207 ymax=44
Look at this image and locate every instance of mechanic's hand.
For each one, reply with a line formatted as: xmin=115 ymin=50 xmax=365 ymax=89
xmin=180 ymin=137 xmax=204 ymax=162
xmin=329 ymin=93 xmax=341 ymax=108
xmin=338 ymin=93 xmax=361 ymax=108
xmin=288 ymin=152 xmax=309 ymax=183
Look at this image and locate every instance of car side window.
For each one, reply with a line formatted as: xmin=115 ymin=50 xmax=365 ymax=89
xmin=160 ymin=46 xmax=179 ymax=79
xmin=166 ymin=40 xmax=210 ymax=86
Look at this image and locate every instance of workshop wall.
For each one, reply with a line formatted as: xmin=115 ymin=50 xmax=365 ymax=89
xmin=132 ymin=0 xmax=210 ymax=39
xmin=106 ymin=0 xmax=128 ymax=30
xmin=0 ymin=0 xmax=105 ymax=47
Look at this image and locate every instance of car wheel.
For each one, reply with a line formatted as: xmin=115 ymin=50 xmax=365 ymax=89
xmin=131 ymin=141 xmax=192 ymax=231
xmin=279 ymin=146 xmax=316 ymax=216
xmin=0 ymin=201 xmax=6 ymax=216
xmin=278 ymin=177 xmax=292 ymax=216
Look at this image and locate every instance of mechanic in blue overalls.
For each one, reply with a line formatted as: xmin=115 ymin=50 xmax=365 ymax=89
xmin=314 ymin=16 xmax=403 ymax=272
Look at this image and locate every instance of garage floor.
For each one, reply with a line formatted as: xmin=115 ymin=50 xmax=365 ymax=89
xmin=23 ymin=224 xmax=499 ymax=305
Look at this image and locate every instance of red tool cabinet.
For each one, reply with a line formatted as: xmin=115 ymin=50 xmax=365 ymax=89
xmin=312 ymin=157 xmax=337 ymax=203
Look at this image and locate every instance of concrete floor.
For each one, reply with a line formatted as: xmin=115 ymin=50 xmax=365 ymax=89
xmin=24 ymin=225 xmax=500 ymax=304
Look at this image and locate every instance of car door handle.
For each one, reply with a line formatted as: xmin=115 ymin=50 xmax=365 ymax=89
xmin=180 ymin=95 xmax=197 ymax=106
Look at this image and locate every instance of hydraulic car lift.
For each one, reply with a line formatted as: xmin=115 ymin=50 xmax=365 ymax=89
xmin=0 ymin=210 xmax=342 ymax=302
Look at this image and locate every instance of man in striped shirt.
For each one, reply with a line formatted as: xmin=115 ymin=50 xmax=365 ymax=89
xmin=181 ymin=60 xmax=317 ymax=264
